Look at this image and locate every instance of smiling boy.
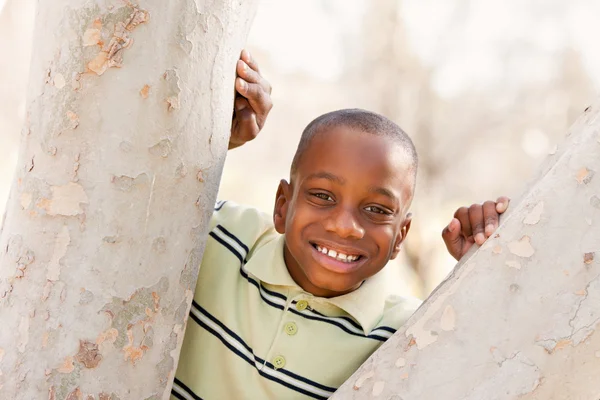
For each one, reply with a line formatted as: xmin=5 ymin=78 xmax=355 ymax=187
xmin=171 ymin=54 xmax=508 ymax=400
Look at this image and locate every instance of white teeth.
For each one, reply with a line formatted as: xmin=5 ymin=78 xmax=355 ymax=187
xmin=316 ymin=245 xmax=360 ymax=263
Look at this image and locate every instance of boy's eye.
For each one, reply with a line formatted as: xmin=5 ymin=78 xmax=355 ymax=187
xmin=365 ymin=205 xmax=392 ymax=215
xmin=312 ymin=193 xmax=334 ymax=202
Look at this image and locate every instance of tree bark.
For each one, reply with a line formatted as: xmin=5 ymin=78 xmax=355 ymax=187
xmin=0 ymin=0 xmax=257 ymax=398
xmin=333 ymin=104 xmax=600 ymax=399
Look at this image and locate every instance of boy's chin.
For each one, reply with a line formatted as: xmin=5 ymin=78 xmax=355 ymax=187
xmin=305 ymin=272 xmax=363 ymax=297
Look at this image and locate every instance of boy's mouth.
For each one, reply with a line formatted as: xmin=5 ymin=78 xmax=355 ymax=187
xmin=310 ymin=243 xmax=363 ymax=263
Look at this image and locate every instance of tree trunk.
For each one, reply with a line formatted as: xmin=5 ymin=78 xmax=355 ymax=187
xmin=333 ymin=104 xmax=600 ymax=399
xmin=0 ymin=1 xmax=257 ymax=398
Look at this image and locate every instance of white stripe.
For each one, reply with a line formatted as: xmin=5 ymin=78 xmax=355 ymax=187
xmin=191 ymin=305 xmax=254 ymax=361
xmin=256 ymin=360 xmax=334 ymax=398
xmin=213 ymin=227 xmax=392 ymax=340
xmin=213 ymin=227 xmax=248 ymax=259
xmin=192 ymin=304 xmax=334 ymax=398
xmin=172 ymin=382 xmax=196 ymax=400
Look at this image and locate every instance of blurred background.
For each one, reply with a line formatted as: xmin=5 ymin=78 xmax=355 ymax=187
xmin=1 ymin=0 xmax=598 ymax=299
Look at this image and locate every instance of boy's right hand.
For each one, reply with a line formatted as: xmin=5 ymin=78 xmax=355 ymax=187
xmin=229 ymin=49 xmax=273 ymax=150
xmin=442 ymin=197 xmax=510 ymax=261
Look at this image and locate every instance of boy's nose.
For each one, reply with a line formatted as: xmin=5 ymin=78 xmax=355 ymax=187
xmin=324 ymin=207 xmax=365 ymax=240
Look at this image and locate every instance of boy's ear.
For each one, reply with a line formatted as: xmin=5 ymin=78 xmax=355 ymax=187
xmin=391 ymin=212 xmax=412 ymax=260
xmin=273 ymin=179 xmax=292 ymax=234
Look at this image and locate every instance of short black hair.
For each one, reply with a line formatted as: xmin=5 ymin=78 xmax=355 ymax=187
xmin=290 ymin=108 xmax=418 ymax=184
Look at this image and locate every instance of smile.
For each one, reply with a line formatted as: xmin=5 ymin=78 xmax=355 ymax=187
xmin=311 ymin=243 xmax=363 ymax=263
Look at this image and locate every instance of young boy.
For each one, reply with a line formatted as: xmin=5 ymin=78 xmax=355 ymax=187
xmin=171 ymin=52 xmax=508 ymax=400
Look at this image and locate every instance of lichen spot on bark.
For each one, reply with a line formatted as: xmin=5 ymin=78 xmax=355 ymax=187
xmin=100 ymin=278 xmax=168 ymax=350
xmin=86 ymin=6 xmax=149 ymax=75
xmin=57 ymin=356 xmax=75 ymax=373
xmin=75 ymin=340 xmax=102 ymax=368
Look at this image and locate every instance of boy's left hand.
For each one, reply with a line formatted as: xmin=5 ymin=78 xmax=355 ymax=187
xmin=442 ymin=196 xmax=510 ymax=261
xmin=229 ymin=49 xmax=273 ymax=150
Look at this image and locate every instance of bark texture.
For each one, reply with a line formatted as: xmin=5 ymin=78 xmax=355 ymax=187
xmin=333 ymin=104 xmax=600 ymax=399
xmin=0 ymin=1 xmax=257 ymax=398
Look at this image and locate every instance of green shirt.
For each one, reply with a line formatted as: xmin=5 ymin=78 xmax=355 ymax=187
xmin=172 ymin=201 xmax=420 ymax=400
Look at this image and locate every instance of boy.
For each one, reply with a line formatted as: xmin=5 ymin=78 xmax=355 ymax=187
xmin=171 ymin=52 xmax=508 ymax=400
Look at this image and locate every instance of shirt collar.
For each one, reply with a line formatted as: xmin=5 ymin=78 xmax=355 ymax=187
xmin=244 ymin=235 xmax=394 ymax=334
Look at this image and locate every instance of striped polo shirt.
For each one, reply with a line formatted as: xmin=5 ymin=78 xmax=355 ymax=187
xmin=171 ymin=201 xmax=421 ymax=400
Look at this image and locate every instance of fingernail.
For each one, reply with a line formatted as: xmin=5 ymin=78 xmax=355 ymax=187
xmin=496 ymin=202 xmax=504 ymax=212
xmin=447 ymin=222 xmax=454 ymax=233
xmin=241 ymin=60 xmax=248 ymax=71
xmin=475 ymin=233 xmax=485 ymax=244
xmin=238 ymin=79 xmax=247 ymax=91
xmin=235 ymin=101 xmax=247 ymax=111
xmin=485 ymin=224 xmax=494 ymax=235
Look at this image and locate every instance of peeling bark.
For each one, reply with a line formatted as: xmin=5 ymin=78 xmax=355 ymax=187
xmin=0 ymin=0 xmax=258 ymax=398
xmin=332 ymin=104 xmax=600 ymax=398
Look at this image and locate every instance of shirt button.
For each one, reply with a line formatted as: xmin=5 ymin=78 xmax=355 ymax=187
xmin=296 ymin=300 xmax=309 ymax=311
xmin=273 ymin=355 xmax=286 ymax=369
xmin=284 ymin=322 xmax=298 ymax=336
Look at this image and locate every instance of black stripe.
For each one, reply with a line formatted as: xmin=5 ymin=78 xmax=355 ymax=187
xmin=172 ymin=377 xmax=204 ymax=400
xmin=258 ymin=358 xmax=337 ymax=392
xmin=256 ymin=369 xmax=329 ymax=400
xmin=190 ymin=305 xmax=255 ymax=365
xmin=216 ymin=225 xmax=250 ymax=253
xmin=242 ymin=273 xmax=285 ymax=310
xmin=214 ymin=201 xmax=227 ymax=211
xmin=307 ymin=302 xmax=395 ymax=336
xmin=189 ymin=303 xmax=334 ymax=399
xmin=288 ymin=308 xmax=388 ymax=342
xmin=209 ymin=231 xmax=244 ymax=264
xmin=373 ymin=326 xmax=396 ymax=334
xmin=193 ymin=300 xmax=255 ymax=354
xmin=256 ymin=280 xmax=288 ymax=301
xmin=170 ymin=391 xmax=189 ymax=400
xmin=299 ymin=301 xmax=364 ymax=331
xmin=209 ymin=227 xmax=388 ymax=341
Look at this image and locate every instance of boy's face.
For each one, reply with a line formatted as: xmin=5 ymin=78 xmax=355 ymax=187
xmin=274 ymin=126 xmax=414 ymax=298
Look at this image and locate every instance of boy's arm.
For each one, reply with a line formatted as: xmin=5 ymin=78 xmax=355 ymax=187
xmin=229 ymin=49 xmax=273 ymax=150
xmin=442 ymin=196 xmax=510 ymax=261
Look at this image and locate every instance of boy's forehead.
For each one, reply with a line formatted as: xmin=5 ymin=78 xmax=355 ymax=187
xmin=302 ymin=126 xmax=413 ymax=168
xmin=297 ymin=126 xmax=415 ymax=193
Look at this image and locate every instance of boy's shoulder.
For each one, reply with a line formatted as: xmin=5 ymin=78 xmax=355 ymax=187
xmin=210 ymin=200 xmax=278 ymax=252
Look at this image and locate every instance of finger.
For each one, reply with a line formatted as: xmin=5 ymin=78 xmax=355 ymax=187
xmin=241 ymin=49 xmax=260 ymax=74
xmin=234 ymin=96 xmax=250 ymax=113
xmin=482 ymin=200 xmax=499 ymax=237
xmin=441 ymin=218 xmax=463 ymax=261
xmin=468 ymin=204 xmax=486 ymax=245
xmin=454 ymin=207 xmax=472 ymax=241
xmin=496 ymin=196 xmax=510 ymax=213
xmin=236 ymin=78 xmax=273 ymax=128
xmin=237 ymin=60 xmax=262 ymax=84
